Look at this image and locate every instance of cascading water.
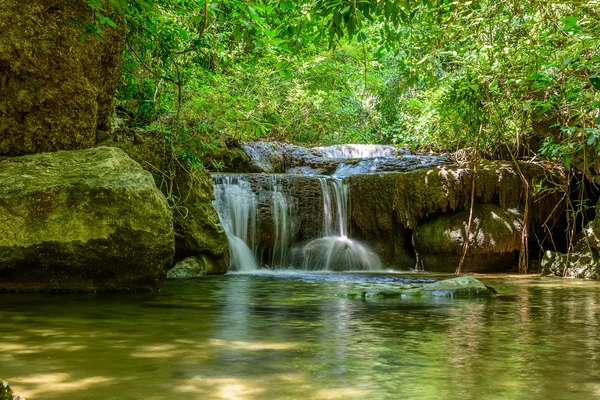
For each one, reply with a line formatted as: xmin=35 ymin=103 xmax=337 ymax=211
xmin=313 ymin=144 xmax=399 ymax=159
xmin=212 ymin=174 xmax=298 ymax=271
xmin=212 ymin=175 xmax=260 ymax=272
xmin=301 ymin=178 xmax=382 ymax=271
xmin=269 ymin=176 xmax=296 ymax=268
xmin=211 ymin=173 xmax=381 ymax=272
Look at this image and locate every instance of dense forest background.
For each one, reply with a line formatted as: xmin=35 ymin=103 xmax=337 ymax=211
xmin=87 ymin=0 xmax=599 ymax=168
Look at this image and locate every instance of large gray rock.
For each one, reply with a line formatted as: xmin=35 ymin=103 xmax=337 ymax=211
xmin=413 ymin=204 xmax=523 ymax=273
xmin=0 ymin=0 xmax=126 ymax=155
xmin=0 ymin=147 xmax=175 ymax=291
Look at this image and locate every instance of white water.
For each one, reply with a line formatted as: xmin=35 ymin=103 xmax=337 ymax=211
xmin=212 ymin=175 xmax=297 ymax=271
xmin=302 ymin=178 xmax=382 ymax=271
xmin=212 ymin=174 xmax=381 ymax=272
xmin=212 ymin=175 xmax=260 ymax=272
xmin=313 ymin=144 xmax=398 ymax=159
xmin=269 ymin=177 xmax=296 ymax=268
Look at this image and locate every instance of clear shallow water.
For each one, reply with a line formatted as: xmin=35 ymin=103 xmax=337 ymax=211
xmin=2 ymin=273 xmax=600 ymax=400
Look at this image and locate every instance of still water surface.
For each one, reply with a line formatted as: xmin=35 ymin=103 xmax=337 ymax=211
xmin=1 ymin=272 xmax=600 ymax=399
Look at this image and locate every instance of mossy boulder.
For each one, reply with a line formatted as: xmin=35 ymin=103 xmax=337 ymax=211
xmin=0 ymin=0 xmax=126 ymax=155
xmin=105 ymin=129 xmax=229 ymax=274
xmin=349 ymin=160 xmax=558 ymax=231
xmin=348 ymin=160 xmax=562 ymax=270
xmin=0 ymin=147 xmax=175 ymax=291
xmin=412 ymin=204 xmax=522 ymax=272
xmin=167 ymin=256 xmax=213 ymax=278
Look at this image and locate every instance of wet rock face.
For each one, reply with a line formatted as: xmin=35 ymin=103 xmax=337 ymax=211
xmin=240 ymin=141 xmax=338 ymax=174
xmin=0 ymin=147 xmax=175 ymax=292
xmin=0 ymin=0 xmax=126 ymax=155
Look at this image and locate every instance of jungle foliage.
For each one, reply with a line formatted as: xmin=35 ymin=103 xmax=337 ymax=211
xmin=87 ymin=0 xmax=599 ymax=165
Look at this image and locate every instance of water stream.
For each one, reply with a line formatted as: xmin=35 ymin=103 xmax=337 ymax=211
xmin=2 ymin=275 xmax=600 ymax=399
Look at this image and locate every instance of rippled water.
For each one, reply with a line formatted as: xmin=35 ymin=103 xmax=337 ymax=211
xmin=2 ymin=273 xmax=600 ymax=399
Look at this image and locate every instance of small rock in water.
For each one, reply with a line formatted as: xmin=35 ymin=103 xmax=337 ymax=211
xmin=349 ymin=276 xmax=496 ymax=299
xmin=419 ymin=276 xmax=495 ymax=298
xmin=167 ymin=256 xmax=209 ymax=278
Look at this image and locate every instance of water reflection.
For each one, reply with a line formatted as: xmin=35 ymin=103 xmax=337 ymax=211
xmin=1 ymin=275 xmax=600 ymax=399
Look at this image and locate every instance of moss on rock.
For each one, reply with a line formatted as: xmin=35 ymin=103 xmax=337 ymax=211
xmin=105 ymin=129 xmax=229 ymax=274
xmin=350 ymin=160 xmax=559 ymax=232
xmin=351 ymin=276 xmax=495 ymax=299
xmin=0 ymin=147 xmax=175 ymax=291
xmin=0 ymin=0 xmax=125 ymax=155
xmin=412 ymin=204 xmax=522 ymax=273
xmin=167 ymin=255 xmax=213 ymax=278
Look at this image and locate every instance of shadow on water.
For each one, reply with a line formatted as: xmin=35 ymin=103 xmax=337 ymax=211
xmin=2 ymin=274 xmax=600 ymax=399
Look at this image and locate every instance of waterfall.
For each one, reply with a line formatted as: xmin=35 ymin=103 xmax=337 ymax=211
xmin=212 ymin=173 xmax=381 ymax=272
xmin=269 ymin=177 xmax=296 ymax=268
xmin=212 ymin=175 xmax=260 ymax=272
xmin=212 ymin=174 xmax=297 ymax=271
xmin=302 ymin=177 xmax=382 ymax=271
xmin=319 ymin=177 xmax=349 ymax=237
xmin=313 ymin=144 xmax=398 ymax=159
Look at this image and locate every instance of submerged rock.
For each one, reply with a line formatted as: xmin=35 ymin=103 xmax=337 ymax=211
xmin=350 ymin=276 xmax=495 ymax=299
xmin=413 ymin=204 xmax=522 ymax=273
xmin=0 ymin=0 xmax=126 ymax=155
xmin=0 ymin=147 xmax=175 ymax=291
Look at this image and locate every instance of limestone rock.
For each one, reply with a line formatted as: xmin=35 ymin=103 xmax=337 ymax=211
xmin=418 ymin=275 xmax=495 ymax=298
xmin=412 ymin=204 xmax=522 ymax=272
xmin=0 ymin=147 xmax=175 ymax=291
xmin=167 ymin=256 xmax=213 ymax=278
xmin=348 ymin=160 xmax=562 ymax=270
xmin=352 ymin=276 xmax=495 ymax=299
xmin=542 ymin=223 xmax=600 ymax=280
xmin=349 ymin=160 xmax=559 ymax=231
xmin=0 ymin=0 xmax=126 ymax=155
xmin=107 ymin=129 xmax=229 ymax=274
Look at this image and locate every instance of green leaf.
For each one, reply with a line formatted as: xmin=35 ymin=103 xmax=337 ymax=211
xmin=587 ymin=133 xmax=596 ymax=146
xmin=563 ymin=154 xmax=571 ymax=169
xmin=590 ymin=74 xmax=600 ymax=90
